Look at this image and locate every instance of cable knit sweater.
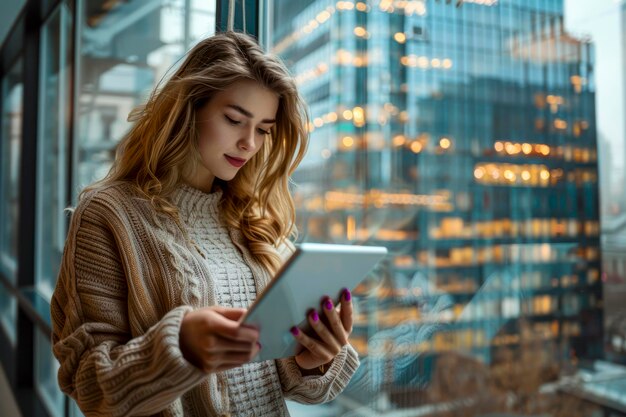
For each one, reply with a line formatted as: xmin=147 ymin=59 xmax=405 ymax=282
xmin=51 ymin=181 xmax=360 ymax=417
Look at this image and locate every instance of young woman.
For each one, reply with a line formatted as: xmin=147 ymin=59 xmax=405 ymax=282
xmin=51 ymin=31 xmax=359 ymax=417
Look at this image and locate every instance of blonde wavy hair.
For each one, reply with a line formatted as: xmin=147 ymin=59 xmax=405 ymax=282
xmin=83 ymin=31 xmax=309 ymax=274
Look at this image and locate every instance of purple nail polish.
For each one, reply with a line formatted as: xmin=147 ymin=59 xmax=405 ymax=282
xmin=290 ymin=326 xmax=300 ymax=336
xmin=310 ymin=310 xmax=319 ymax=322
xmin=343 ymin=288 xmax=352 ymax=301
xmin=324 ymin=299 xmax=333 ymax=310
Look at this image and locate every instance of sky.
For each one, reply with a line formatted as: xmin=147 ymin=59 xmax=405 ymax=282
xmin=564 ymin=0 xmax=625 ymax=169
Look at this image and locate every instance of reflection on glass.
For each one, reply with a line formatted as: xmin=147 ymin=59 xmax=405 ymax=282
xmin=35 ymin=329 xmax=64 ymax=417
xmin=37 ymin=4 xmax=73 ymax=301
xmin=73 ymin=0 xmax=216 ymax=195
xmin=267 ymin=0 xmax=610 ymax=415
xmin=0 ymin=284 xmax=17 ymax=346
xmin=0 ymin=58 xmax=23 ymax=282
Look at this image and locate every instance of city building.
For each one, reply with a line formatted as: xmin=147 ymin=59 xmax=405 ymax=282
xmin=269 ymin=0 xmax=604 ymax=413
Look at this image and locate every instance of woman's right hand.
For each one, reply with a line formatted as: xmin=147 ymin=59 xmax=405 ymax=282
xmin=179 ymin=306 xmax=260 ymax=373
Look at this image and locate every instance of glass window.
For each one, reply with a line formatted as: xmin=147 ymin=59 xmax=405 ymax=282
xmin=567 ymin=0 xmax=626 ymax=395
xmin=69 ymin=399 xmax=84 ymax=417
xmin=35 ymin=328 xmax=64 ymax=417
xmin=37 ymin=3 xmax=73 ymax=301
xmin=0 ymin=58 xmax=23 ymax=283
xmin=0 ymin=57 xmax=22 ymax=347
xmin=73 ymin=0 xmax=216 ymax=196
xmin=0 ymin=284 xmax=17 ymax=346
xmin=264 ymin=0 xmax=624 ymax=415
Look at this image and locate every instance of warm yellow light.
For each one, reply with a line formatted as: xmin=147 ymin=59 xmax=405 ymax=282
xmin=522 ymin=143 xmax=532 ymax=154
xmin=439 ymin=137 xmax=451 ymax=149
xmin=343 ymin=109 xmax=353 ymax=120
xmin=505 ymin=142 xmax=517 ymax=154
xmin=394 ymin=32 xmax=407 ymax=43
xmin=354 ymin=26 xmax=367 ymax=37
xmin=337 ymin=1 xmax=355 ymax=10
xmin=540 ymin=170 xmax=550 ymax=180
xmin=316 ymin=10 xmax=331 ymax=23
xmin=410 ymin=141 xmax=423 ymax=153
xmin=337 ymin=49 xmax=353 ymax=64
xmin=494 ymin=141 xmax=504 ymax=152
xmin=356 ymin=2 xmax=368 ymax=11
xmin=342 ymin=136 xmax=355 ymax=148
xmin=353 ymin=106 xmax=365 ymax=121
xmin=417 ymin=56 xmax=429 ymax=68
xmin=521 ymin=170 xmax=531 ymax=181
xmin=393 ymin=135 xmax=406 ymax=147
xmin=554 ymin=119 xmax=567 ymax=130
xmin=442 ymin=59 xmax=452 ymax=69
xmin=313 ymin=117 xmax=324 ymax=127
xmin=504 ymin=170 xmax=515 ymax=181
xmin=327 ymin=112 xmax=338 ymax=122
xmin=474 ymin=167 xmax=485 ymax=179
xmin=540 ymin=145 xmax=550 ymax=156
xmin=431 ymin=58 xmax=441 ymax=68
xmin=321 ymin=149 xmax=331 ymax=159
xmin=347 ymin=215 xmax=356 ymax=240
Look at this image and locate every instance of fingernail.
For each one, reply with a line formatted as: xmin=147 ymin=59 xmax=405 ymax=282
xmin=324 ymin=299 xmax=333 ymax=310
xmin=343 ymin=288 xmax=352 ymax=301
xmin=256 ymin=342 xmax=262 ymax=350
xmin=310 ymin=310 xmax=319 ymax=322
xmin=290 ymin=326 xmax=300 ymax=336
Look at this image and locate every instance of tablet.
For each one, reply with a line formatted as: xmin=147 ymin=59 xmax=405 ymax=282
xmin=240 ymin=242 xmax=388 ymax=362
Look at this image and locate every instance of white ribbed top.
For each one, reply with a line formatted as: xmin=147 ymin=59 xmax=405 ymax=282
xmin=173 ymin=184 xmax=286 ymax=416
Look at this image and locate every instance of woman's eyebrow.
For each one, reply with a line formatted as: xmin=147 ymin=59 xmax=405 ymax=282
xmin=226 ymin=104 xmax=276 ymax=123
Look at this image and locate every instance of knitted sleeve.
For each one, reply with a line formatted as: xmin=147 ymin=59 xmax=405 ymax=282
xmin=50 ymin=194 xmax=207 ymax=417
xmin=275 ymin=344 xmax=360 ymax=404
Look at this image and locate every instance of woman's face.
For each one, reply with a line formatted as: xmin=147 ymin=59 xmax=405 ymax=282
xmin=188 ymin=79 xmax=279 ymax=192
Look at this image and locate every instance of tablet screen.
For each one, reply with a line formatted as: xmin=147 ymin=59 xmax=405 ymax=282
xmin=241 ymin=243 xmax=387 ymax=362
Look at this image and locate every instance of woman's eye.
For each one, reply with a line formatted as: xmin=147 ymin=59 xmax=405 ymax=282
xmin=225 ymin=115 xmax=240 ymax=125
xmin=257 ymin=128 xmax=270 ymax=135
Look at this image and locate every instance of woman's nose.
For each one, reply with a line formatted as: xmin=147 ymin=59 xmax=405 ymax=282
xmin=238 ymin=128 xmax=256 ymax=151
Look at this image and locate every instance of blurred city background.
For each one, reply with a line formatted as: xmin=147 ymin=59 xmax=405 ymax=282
xmin=1 ymin=0 xmax=626 ymax=416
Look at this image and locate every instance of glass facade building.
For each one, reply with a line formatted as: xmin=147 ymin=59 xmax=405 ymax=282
xmin=269 ymin=0 xmax=603 ymax=413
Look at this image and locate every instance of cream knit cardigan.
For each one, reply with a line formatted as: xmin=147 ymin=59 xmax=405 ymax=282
xmin=51 ymin=182 xmax=360 ymax=417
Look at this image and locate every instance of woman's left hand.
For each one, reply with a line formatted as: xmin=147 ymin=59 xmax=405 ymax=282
xmin=290 ymin=288 xmax=353 ymax=371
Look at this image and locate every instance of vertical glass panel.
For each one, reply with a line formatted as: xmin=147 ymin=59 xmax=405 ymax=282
xmin=73 ymin=0 xmax=216 ymax=196
xmin=35 ymin=329 xmax=64 ymax=417
xmin=566 ymin=0 xmax=626 ymax=407
xmin=37 ymin=3 xmax=73 ymax=301
xmin=0 ymin=284 xmax=17 ymax=346
xmin=0 ymin=58 xmax=23 ymax=283
xmin=264 ymin=0 xmax=621 ymax=415
xmin=69 ymin=399 xmax=85 ymax=417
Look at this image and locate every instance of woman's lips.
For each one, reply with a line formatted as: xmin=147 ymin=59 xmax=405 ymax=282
xmin=225 ymin=155 xmax=246 ymax=168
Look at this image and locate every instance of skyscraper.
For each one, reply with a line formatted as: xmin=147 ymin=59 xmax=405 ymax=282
xmin=270 ymin=0 xmax=601 ymax=413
